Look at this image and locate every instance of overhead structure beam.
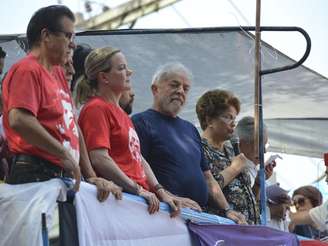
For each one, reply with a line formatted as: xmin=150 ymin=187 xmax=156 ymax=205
xmin=76 ymin=0 xmax=181 ymax=30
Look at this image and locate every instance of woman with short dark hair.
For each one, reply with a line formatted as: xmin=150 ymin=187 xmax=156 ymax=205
xmin=290 ymin=185 xmax=327 ymax=239
xmin=196 ymin=89 xmax=259 ymax=224
xmin=293 ymin=185 xmax=323 ymax=209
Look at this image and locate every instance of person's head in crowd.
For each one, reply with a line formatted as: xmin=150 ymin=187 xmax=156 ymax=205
xmin=0 ymin=47 xmax=6 ymax=75
xmin=267 ymin=184 xmax=291 ymax=221
xmin=71 ymin=44 xmax=93 ymax=108
xmin=292 ymin=185 xmax=323 ymax=212
xmin=119 ymin=86 xmax=135 ymax=115
xmin=63 ymin=51 xmax=75 ymax=84
xmin=26 ymin=5 xmax=76 ymax=66
xmin=84 ymin=46 xmax=132 ymax=99
xmin=74 ymin=76 xmax=94 ymax=110
xmin=235 ymin=116 xmax=268 ymax=164
xmin=72 ymin=44 xmax=92 ymax=92
xmin=196 ymin=89 xmax=240 ymax=142
xmin=151 ymin=62 xmax=192 ymax=118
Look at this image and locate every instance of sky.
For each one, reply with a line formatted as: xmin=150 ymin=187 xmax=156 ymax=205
xmin=0 ymin=0 xmax=327 ymax=77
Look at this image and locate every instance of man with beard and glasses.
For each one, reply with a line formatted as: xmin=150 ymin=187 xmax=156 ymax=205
xmin=132 ymin=62 xmax=246 ymax=224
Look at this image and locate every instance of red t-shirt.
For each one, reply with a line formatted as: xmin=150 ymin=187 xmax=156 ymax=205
xmin=2 ymin=54 xmax=80 ymax=167
xmin=78 ymin=96 xmax=149 ymax=190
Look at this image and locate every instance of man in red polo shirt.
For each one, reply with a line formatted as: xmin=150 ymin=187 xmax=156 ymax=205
xmin=2 ymin=5 xmax=121 ymax=201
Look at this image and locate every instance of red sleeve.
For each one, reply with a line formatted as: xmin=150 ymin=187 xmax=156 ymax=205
xmin=78 ymin=105 xmax=111 ymax=151
xmin=7 ymin=66 xmax=41 ymax=116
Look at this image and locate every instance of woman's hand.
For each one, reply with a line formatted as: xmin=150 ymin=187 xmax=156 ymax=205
xmin=139 ymin=188 xmax=161 ymax=214
xmin=156 ymin=189 xmax=181 ymax=217
xmin=87 ymin=177 xmax=123 ymax=202
xmin=226 ymin=209 xmax=248 ymax=225
xmin=264 ymin=160 xmax=276 ymax=180
xmin=230 ymin=153 xmax=248 ymax=173
xmin=177 ymin=196 xmax=202 ymax=212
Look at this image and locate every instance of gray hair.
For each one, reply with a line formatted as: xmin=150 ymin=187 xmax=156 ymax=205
xmin=235 ymin=116 xmax=267 ymax=143
xmin=151 ymin=62 xmax=193 ymax=85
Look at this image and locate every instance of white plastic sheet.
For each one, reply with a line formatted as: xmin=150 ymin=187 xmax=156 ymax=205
xmin=0 ymin=179 xmax=67 ymax=246
xmin=75 ymin=182 xmax=192 ymax=246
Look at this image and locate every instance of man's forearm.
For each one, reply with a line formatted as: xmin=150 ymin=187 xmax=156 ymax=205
xmin=77 ymin=126 xmax=96 ymax=178
xmin=9 ymin=108 xmax=66 ymax=159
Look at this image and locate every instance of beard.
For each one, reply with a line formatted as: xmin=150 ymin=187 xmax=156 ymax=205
xmin=122 ymin=103 xmax=132 ymax=115
xmin=159 ymin=98 xmax=183 ymax=117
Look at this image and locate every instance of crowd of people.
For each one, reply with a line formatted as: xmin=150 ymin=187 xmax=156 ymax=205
xmin=0 ymin=4 xmax=328 ymax=242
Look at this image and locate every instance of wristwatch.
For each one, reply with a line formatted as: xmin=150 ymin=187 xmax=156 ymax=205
xmin=134 ymin=182 xmax=143 ymax=196
xmin=154 ymin=184 xmax=164 ymax=192
xmin=154 ymin=184 xmax=165 ymax=195
xmin=223 ymin=205 xmax=234 ymax=216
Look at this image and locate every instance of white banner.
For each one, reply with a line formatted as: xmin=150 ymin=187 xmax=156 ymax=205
xmin=75 ymin=182 xmax=192 ymax=246
xmin=0 ymin=180 xmax=194 ymax=246
xmin=0 ymin=179 xmax=66 ymax=246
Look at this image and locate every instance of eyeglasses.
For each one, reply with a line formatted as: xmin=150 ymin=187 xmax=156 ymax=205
xmin=292 ymin=197 xmax=306 ymax=206
xmin=219 ymin=115 xmax=237 ymax=125
xmin=49 ymin=29 xmax=75 ymax=42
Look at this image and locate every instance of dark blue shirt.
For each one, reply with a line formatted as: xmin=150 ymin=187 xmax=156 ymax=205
xmin=293 ymin=225 xmax=322 ymax=239
xmin=132 ymin=109 xmax=209 ymax=206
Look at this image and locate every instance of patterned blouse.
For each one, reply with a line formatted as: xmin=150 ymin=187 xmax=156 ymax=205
xmin=201 ymin=138 xmax=260 ymax=224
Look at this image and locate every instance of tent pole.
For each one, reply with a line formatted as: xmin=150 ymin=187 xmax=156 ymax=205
xmin=42 ymin=213 xmax=49 ymax=246
xmin=254 ymin=0 xmax=266 ymax=225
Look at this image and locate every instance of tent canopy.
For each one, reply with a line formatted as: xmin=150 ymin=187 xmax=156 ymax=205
xmin=1 ymin=27 xmax=327 ymax=158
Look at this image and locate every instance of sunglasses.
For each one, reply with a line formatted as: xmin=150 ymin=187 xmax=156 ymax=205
xmin=292 ymin=197 xmax=306 ymax=206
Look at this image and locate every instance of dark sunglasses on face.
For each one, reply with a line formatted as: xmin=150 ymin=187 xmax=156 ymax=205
xmin=293 ymin=197 xmax=306 ymax=206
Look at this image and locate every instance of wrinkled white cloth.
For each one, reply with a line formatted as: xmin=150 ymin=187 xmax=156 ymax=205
xmin=309 ymin=199 xmax=328 ymax=232
xmin=245 ymin=158 xmax=257 ymax=187
xmin=0 ymin=179 xmax=67 ymax=246
xmin=266 ymin=205 xmax=290 ymax=232
xmin=75 ymin=182 xmax=192 ymax=246
xmin=267 ymin=216 xmax=289 ymax=232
